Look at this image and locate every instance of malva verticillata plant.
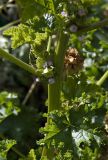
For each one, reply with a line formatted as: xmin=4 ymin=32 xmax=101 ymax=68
xmin=0 ymin=0 xmax=108 ymax=159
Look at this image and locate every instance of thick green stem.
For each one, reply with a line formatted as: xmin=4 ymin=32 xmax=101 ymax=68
xmin=48 ymin=32 xmax=69 ymax=112
xmin=0 ymin=48 xmax=37 ymax=75
xmin=48 ymin=81 xmax=61 ymax=114
xmin=97 ymin=70 xmax=108 ymax=86
xmin=41 ymin=32 xmax=69 ymax=159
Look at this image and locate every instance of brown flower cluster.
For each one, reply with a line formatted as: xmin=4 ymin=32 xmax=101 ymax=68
xmin=64 ymin=48 xmax=84 ymax=74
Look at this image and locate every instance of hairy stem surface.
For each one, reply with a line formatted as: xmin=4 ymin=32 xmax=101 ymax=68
xmin=48 ymin=32 xmax=69 ymax=112
xmin=41 ymin=32 xmax=69 ymax=159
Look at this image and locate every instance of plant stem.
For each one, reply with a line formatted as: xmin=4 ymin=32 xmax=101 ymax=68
xmin=0 ymin=19 xmax=20 ymax=32
xmin=97 ymin=70 xmax=108 ymax=86
xmin=22 ymin=78 xmax=38 ymax=105
xmin=48 ymin=32 xmax=69 ymax=112
xmin=77 ymin=18 xmax=108 ymax=35
xmin=0 ymin=48 xmax=37 ymax=75
xmin=41 ymin=32 xmax=69 ymax=159
xmin=11 ymin=147 xmax=26 ymax=158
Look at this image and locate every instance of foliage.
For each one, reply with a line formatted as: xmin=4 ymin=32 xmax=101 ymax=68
xmin=0 ymin=91 xmax=18 ymax=160
xmin=19 ymin=149 xmax=36 ymax=160
xmin=38 ymin=74 xmax=107 ymax=159
xmin=0 ymin=0 xmax=108 ymax=160
xmin=0 ymin=91 xmax=20 ymax=122
xmin=0 ymin=139 xmax=16 ymax=160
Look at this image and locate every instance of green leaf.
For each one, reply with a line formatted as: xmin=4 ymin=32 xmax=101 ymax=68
xmin=38 ymin=86 xmax=107 ymax=159
xmin=19 ymin=149 xmax=36 ymax=160
xmin=32 ymin=32 xmax=48 ymax=57
xmin=16 ymin=0 xmax=45 ymax=21
xmin=16 ymin=0 xmax=55 ymax=21
xmin=4 ymin=24 xmax=36 ymax=49
xmin=4 ymin=24 xmax=48 ymax=54
xmin=81 ymin=0 xmax=100 ymax=5
xmin=35 ymin=0 xmax=45 ymax=6
xmin=44 ymin=0 xmax=55 ymax=14
xmin=0 ymin=92 xmax=20 ymax=123
xmin=0 ymin=139 xmax=16 ymax=160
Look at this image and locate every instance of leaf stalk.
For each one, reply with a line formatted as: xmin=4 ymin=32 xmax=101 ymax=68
xmin=97 ymin=70 xmax=108 ymax=86
xmin=0 ymin=48 xmax=37 ymax=75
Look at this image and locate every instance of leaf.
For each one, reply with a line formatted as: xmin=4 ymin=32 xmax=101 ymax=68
xmin=4 ymin=24 xmax=48 ymax=52
xmin=0 ymin=139 xmax=16 ymax=160
xmin=26 ymin=16 xmax=47 ymax=32
xmin=19 ymin=149 xmax=36 ymax=160
xmin=35 ymin=0 xmax=45 ymax=6
xmin=44 ymin=0 xmax=55 ymax=14
xmin=0 ymin=92 xmax=20 ymax=123
xmin=81 ymin=0 xmax=100 ymax=5
xmin=30 ymin=32 xmax=48 ymax=58
xmin=17 ymin=0 xmax=55 ymax=21
xmin=38 ymin=87 xmax=107 ymax=159
xmin=16 ymin=0 xmax=45 ymax=21
xmin=4 ymin=24 xmax=35 ymax=49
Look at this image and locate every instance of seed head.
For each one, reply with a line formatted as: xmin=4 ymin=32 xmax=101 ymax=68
xmin=64 ymin=48 xmax=84 ymax=74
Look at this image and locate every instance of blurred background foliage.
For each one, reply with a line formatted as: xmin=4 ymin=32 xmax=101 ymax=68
xmin=0 ymin=0 xmax=47 ymax=159
xmin=0 ymin=0 xmax=108 ymax=160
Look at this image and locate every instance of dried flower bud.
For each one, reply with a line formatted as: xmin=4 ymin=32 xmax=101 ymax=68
xmin=69 ymin=25 xmax=78 ymax=33
xmin=64 ymin=48 xmax=84 ymax=74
